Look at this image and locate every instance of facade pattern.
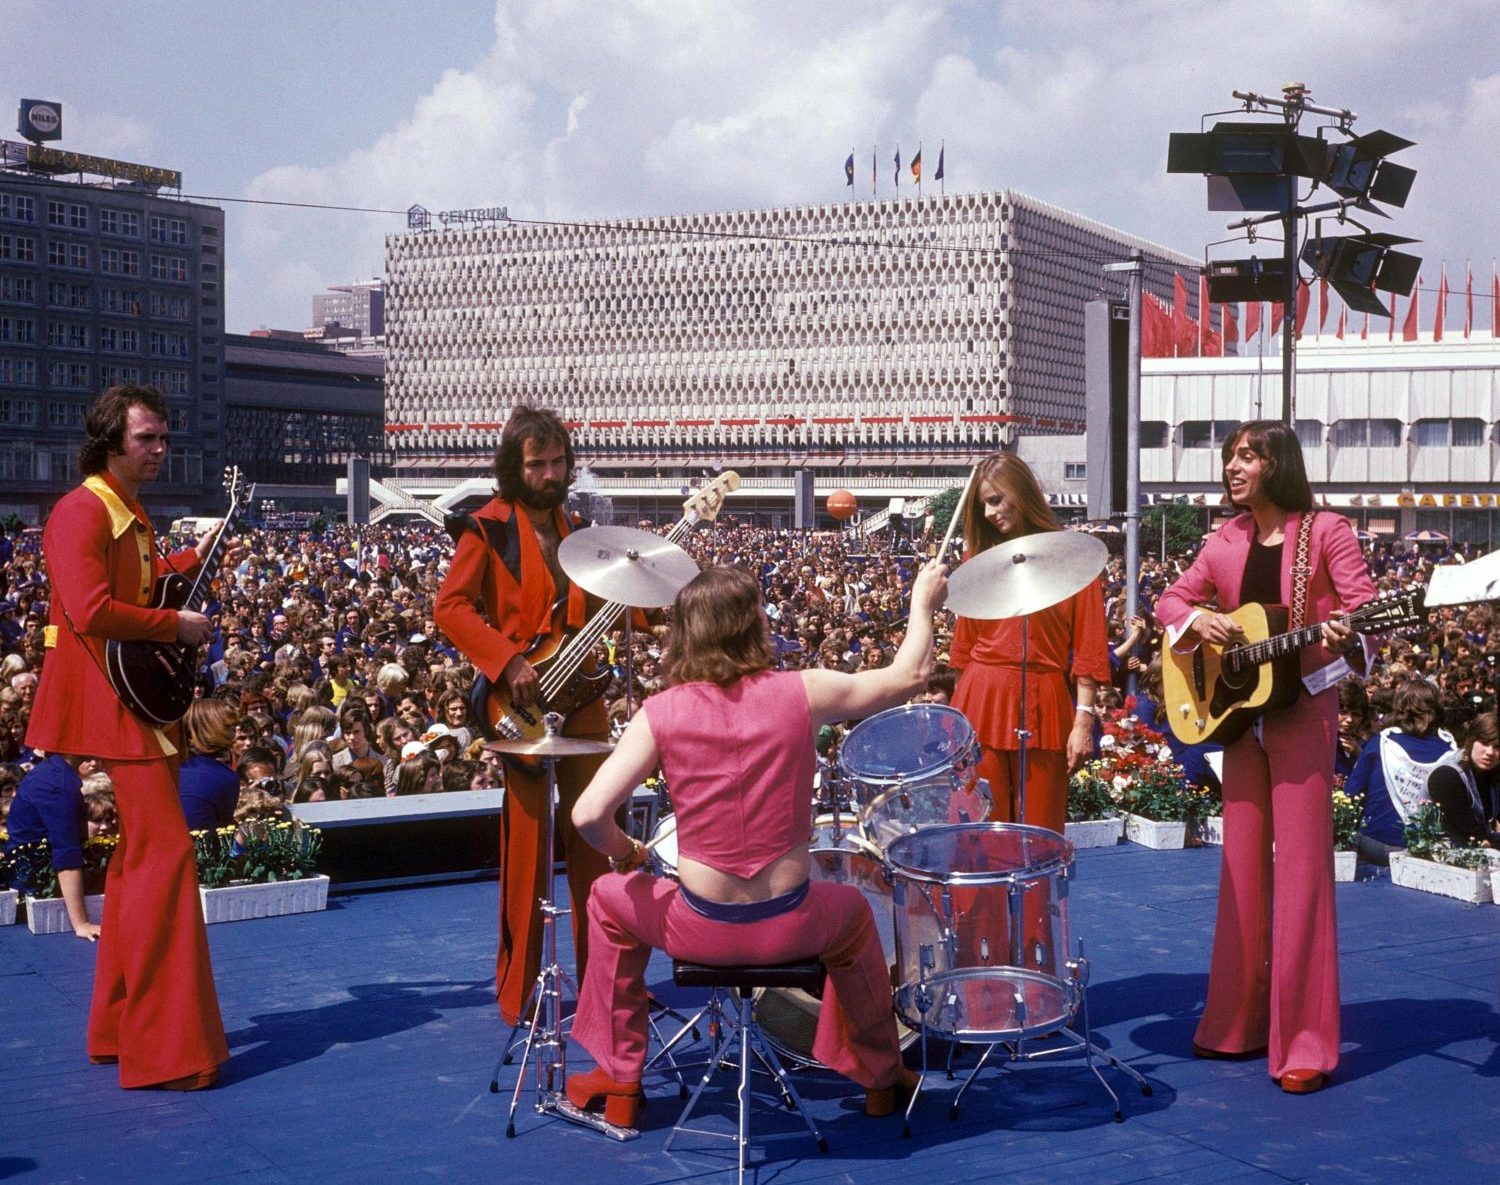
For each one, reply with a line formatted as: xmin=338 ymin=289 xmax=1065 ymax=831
xmin=0 ymin=165 xmax=224 ymax=521
xmin=383 ymin=191 xmax=1197 ymax=470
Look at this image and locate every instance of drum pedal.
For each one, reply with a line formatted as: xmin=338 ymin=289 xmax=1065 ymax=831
xmin=551 ymin=1096 xmax=640 ymax=1141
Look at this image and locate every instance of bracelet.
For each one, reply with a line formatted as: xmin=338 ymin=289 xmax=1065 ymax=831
xmin=1075 ymin=705 xmax=1095 ymax=717
xmin=610 ymin=838 xmax=643 ymax=874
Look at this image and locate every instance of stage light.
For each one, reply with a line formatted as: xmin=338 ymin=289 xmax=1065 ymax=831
xmin=1204 ymin=256 xmax=1292 ymax=303
xmin=1299 ymin=233 xmax=1421 ymax=316
xmin=1323 ymin=130 xmax=1416 ymax=209
xmin=1168 ymin=123 xmax=1331 ymax=212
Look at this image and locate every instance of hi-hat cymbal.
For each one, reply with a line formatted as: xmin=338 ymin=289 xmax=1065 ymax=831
xmin=558 ymin=526 xmax=700 ymax=608
xmin=944 ymin=531 xmax=1108 ymax=620
xmin=485 ymin=734 xmax=616 ymax=759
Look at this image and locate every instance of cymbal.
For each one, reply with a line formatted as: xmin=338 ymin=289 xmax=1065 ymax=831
xmin=944 ymin=531 xmax=1108 ymax=620
xmin=558 ymin=526 xmax=700 ymax=608
xmin=485 ymin=734 xmax=616 ymax=759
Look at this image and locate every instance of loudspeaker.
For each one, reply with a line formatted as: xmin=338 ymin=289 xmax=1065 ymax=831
xmin=347 ymin=456 xmax=371 ymax=525
xmin=1084 ymin=299 xmax=1130 ymax=520
xmin=793 ymin=470 xmax=815 ymax=529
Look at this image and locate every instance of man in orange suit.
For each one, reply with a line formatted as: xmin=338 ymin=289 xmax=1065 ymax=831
xmin=434 ymin=405 xmax=612 ymax=1025
xmin=27 ymin=384 xmax=230 ymax=1090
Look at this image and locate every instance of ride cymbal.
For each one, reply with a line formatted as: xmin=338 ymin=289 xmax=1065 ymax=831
xmin=558 ymin=526 xmax=699 ymax=608
xmin=484 ymin=734 xmax=616 ymax=759
xmin=944 ymin=531 xmax=1108 ymax=620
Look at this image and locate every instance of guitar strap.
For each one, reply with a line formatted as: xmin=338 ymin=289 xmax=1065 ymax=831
xmin=1289 ymin=510 xmax=1317 ymax=631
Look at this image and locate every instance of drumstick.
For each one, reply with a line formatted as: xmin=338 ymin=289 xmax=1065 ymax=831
xmin=641 ymin=816 xmax=676 ymax=854
xmin=935 ymin=463 xmax=980 ymax=564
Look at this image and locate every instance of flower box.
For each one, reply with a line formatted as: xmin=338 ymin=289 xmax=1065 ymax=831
xmin=1190 ymin=815 xmax=1225 ymax=847
xmin=1486 ymin=851 xmax=1500 ymax=904
xmin=199 ymin=875 xmax=329 ymax=924
xmin=1124 ymin=814 xmax=1187 ymax=850
xmin=25 ymin=893 xmax=105 ymax=935
xmin=1333 ymin=850 xmax=1357 ymax=882
xmin=1388 ymin=852 xmax=1493 ymax=905
xmin=1065 ymin=817 xmax=1124 ymax=849
xmin=0 ymin=889 xmax=17 ymax=926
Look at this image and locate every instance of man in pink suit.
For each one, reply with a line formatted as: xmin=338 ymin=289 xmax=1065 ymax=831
xmin=1155 ymin=420 xmax=1374 ymax=1095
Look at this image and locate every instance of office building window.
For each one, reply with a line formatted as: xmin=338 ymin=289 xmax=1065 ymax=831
xmin=150 ymin=254 xmax=188 ymax=282
xmin=1 ymin=276 xmax=37 ymax=302
xmin=0 ymin=193 xmax=36 ymax=222
xmin=99 ymin=287 xmax=142 ymax=315
xmin=0 ymin=398 xmax=38 ymax=425
xmin=47 ymin=241 xmax=89 ymax=269
xmin=149 ymin=216 xmax=189 ymax=245
xmin=46 ymin=280 xmax=89 ymax=308
xmin=47 ymin=322 xmax=89 ymax=350
xmin=100 ymin=209 xmax=141 ymax=237
xmin=99 ymin=365 xmax=141 ymax=386
xmin=0 ymin=233 xmax=37 ymax=261
xmin=47 ymin=363 xmax=90 ymax=391
xmin=151 ymin=369 xmax=189 ymax=395
xmin=1331 ymin=418 xmax=1402 ymax=448
xmin=0 ymin=316 xmax=37 ymax=343
xmin=0 ymin=358 xmax=38 ymax=384
xmin=100 ymin=247 xmax=141 ymax=275
xmin=149 ymin=293 xmax=189 ymax=320
xmin=47 ymin=200 xmax=88 ymax=229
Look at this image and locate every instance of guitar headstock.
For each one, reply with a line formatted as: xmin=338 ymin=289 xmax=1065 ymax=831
xmin=682 ymin=470 xmax=740 ymax=525
xmin=222 ymin=466 xmax=247 ymax=517
xmin=1351 ymin=589 xmax=1427 ymax=634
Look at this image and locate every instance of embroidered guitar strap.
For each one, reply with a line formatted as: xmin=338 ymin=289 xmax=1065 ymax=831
xmin=1289 ymin=511 xmax=1316 ymax=631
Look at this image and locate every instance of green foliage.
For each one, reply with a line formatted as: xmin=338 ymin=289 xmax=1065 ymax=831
xmin=1142 ymin=504 xmax=1204 ymax=558
xmin=1330 ymin=787 xmax=1365 ymax=852
xmin=1066 ymin=766 xmax=1119 ymax=821
xmin=193 ymin=819 xmax=323 ymax=887
xmin=1116 ymin=762 xmax=1200 ymax=822
xmin=925 ymin=486 xmax=964 ymax=547
xmin=1403 ymin=801 xmax=1491 ymax=869
xmin=5 ymin=836 xmax=117 ymax=898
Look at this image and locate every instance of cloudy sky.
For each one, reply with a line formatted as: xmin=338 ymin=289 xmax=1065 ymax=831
xmin=8 ymin=0 xmax=1498 ymax=333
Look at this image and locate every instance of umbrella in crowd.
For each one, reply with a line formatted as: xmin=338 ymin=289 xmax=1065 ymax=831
xmin=1405 ymin=529 xmax=1451 ymax=544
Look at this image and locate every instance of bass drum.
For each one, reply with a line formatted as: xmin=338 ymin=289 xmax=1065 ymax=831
xmin=748 ymin=816 xmax=918 ymax=1069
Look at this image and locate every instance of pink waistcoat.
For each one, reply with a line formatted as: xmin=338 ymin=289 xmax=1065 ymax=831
xmin=643 ymin=670 xmax=814 ymax=877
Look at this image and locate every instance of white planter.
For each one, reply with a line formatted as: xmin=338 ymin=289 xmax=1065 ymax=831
xmin=0 ymin=889 xmax=16 ymax=926
xmin=199 ymin=874 xmax=329 ymax=924
xmin=1065 ymin=817 xmax=1124 ymax=849
xmin=1124 ymin=814 xmax=1187 ymax=850
xmin=1333 ymin=850 xmax=1357 ymax=882
xmin=1486 ymin=851 xmax=1500 ymax=904
xmin=1388 ymin=852 xmax=1493 ymax=905
xmin=1190 ymin=815 xmax=1225 ymax=847
xmin=25 ymin=893 xmax=105 ymax=935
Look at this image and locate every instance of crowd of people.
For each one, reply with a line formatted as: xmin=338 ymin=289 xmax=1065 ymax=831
xmin=4 ymin=507 xmax=1499 ymax=875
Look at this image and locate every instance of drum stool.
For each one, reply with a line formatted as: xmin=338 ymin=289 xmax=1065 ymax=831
xmin=667 ymin=959 xmax=830 ymax=1185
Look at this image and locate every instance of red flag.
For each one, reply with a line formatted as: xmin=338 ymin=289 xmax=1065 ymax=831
xmin=1464 ymin=262 xmax=1474 ymax=338
xmin=1294 ymin=281 xmax=1311 ymax=339
xmin=1171 ymin=272 xmax=1194 ymax=356
xmin=1198 ymin=273 xmax=1210 ymax=356
xmin=1270 ymin=300 xmax=1284 ymax=338
xmin=1402 ymin=275 xmax=1421 ymax=342
xmin=1336 ymin=307 xmax=1347 ymax=340
xmin=1142 ymin=291 xmax=1173 ymax=356
xmin=1433 ymin=266 xmax=1448 ymax=342
xmin=1318 ymin=278 xmax=1331 ymax=336
xmin=1361 ymin=311 xmax=1369 ymax=340
xmin=1245 ymin=300 xmax=1262 ymax=342
xmin=1221 ymin=303 xmax=1239 ymax=346
xmin=1492 ymin=263 xmax=1499 ymax=338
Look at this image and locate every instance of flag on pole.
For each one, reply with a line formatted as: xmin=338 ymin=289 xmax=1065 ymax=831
xmin=1270 ymin=300 xmax=1284 ymax=339
xmin=1434 ymin=265 xmax=1448 ymax=342
xmin=1245 ymin=300 xmax=1262 ymax=343
xmin=911 ymin=147 xmax=922 ymax=184
xmin=1361 ymin=311 xmax=1369 ymax=340
xmin=1318 ymin=278 xmax=1331 ymax=336
xmin=1336 ymin=306 xmax=1347 ymax=340
xmin=1492 ymin=262 xmax=1499 ymax=338
xmin=935 ymin=144 xmax=945 ymax=182
xmin=894 ymin=146 xmax=901 ymax=188
xmin=1221 ymin=303 xmax=1239 ymax=347
xmin=844 ymin=151 xmax=855 ymax=187
xmin=1402 ymin=274 xmax=1421 ymax=341
xmin=1464 ymin=262 xmax=1474 ymax=338
xmin=1294 ymin=281 xmax=1311 ymax=338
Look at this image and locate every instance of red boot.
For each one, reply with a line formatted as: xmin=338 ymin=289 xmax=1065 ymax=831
xmin=566 ymin=1067 xmax=643 ymax=1127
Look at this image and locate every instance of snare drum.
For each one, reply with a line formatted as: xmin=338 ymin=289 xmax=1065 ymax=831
xmin=839 ymin=703 xmax=988 ymax=847
xmin=886 ymin=822 xmax=1077 ymax=1041
xmin=646 ymin=813 xmax=680 ymax=878
xmin=749 ymin=816 xmax=917 ymax=1068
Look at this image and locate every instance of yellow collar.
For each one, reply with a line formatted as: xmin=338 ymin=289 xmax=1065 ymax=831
xmin=83 ymin=474 xmax=143 ymax=540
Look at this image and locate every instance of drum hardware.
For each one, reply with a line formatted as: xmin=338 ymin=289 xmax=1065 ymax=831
xmin=486 ymin=715 xmax=635 ymax=1141
xmin=885 ymin=823 xmax=1150 ymax=1132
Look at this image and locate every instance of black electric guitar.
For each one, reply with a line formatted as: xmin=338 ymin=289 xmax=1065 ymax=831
xmin=105 ymin=467 xmax=250 ymax=726
xmin=1160 ymin=591 xmax=1425 ymax=746
xmin=476 ymin=471 xmax=739 ymax=766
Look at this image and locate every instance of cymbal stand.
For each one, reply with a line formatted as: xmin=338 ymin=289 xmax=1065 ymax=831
xmin=490 ymin=713 xmax=637 ymax=1142
xmin=1015 ymin=617 xmax=1033 ymax=824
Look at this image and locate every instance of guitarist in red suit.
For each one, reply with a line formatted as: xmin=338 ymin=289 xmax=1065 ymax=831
xmin=434 ymin=405 xmax=613 ymax=1025
xmin=27 ymin=384 xmax=229 ymax=1090
xmin=1155 ymin=420 xmax=1374 ymax=1095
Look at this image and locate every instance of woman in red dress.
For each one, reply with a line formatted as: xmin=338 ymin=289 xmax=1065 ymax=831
xmin=949 ymin=454 xmax=1110 ymax=835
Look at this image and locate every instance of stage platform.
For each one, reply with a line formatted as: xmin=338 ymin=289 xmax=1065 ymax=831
xmin=3 ymin=842 xmax=1496 ymax=1185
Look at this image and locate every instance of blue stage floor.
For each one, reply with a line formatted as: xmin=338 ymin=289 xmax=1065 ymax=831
xmin=3 ymin=843 xmax=1497 ymax=1185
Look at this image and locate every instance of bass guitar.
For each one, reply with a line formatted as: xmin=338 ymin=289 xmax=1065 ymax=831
xmin=478 ymin=471 xmax=739 ymax=764
xmin=105 ymin=466 xmax=250 ymax=727
xmin=1160 ymin=591 xmax=1425 ymax=746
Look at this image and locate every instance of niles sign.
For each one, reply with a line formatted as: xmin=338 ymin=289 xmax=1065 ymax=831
xmin=18 ymin=99 xmax=62 ymax=143
xmin=25 ymin=144 xmax=181 ymax=189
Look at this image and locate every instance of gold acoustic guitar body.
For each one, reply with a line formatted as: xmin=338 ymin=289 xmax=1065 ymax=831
xmin=1160 ymin=602 xmax=1299 ymax=747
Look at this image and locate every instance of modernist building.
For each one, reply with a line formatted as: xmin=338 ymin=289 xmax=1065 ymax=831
xmin=225 ymin=333 xmax=384 ymax=488
xmin=311 ymin=278 xmax=384 ymax=338
xmin=0 ymin=139 xmax=224 ymax=522
xmin=382 ymin=191 xmax=1199 ymax=477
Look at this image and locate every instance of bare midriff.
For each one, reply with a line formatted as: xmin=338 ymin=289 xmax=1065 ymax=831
xmin=676 ymin=846 xmax=811 ymax=904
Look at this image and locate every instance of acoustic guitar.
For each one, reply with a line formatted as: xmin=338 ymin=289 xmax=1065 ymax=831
xmin=1160 ymin=591 xmax=1425 ymax=746
xmin=104 ymin=467 xmax=250 ymax=727
xmin=477 ymin=471 xmax=739 ymax=765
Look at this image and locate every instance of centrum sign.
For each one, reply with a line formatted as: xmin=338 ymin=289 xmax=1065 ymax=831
xmin=24 ymin=143 xmax=180 ymax=189
xmin=438 ymin=206 xmax=508 ymax=227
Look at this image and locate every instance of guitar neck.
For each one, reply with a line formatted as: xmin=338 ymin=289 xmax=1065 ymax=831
xmin=181 ymin=507 xmax=239 ymax=614
xmin=1235 ymin=619 xmax=1332 ymax=667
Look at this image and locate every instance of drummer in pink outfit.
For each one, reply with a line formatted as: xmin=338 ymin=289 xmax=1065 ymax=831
xmin=567 ymin=560 xmax=947 ymax=1128
xmin=1155 ymin=420 xmax=1374 ymax=1095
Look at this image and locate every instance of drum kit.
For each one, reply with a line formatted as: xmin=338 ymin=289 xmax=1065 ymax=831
xmin=491 ymin=517 xmax=1148 ymax=1142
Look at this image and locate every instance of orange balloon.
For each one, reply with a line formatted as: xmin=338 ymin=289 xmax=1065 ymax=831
xmin=826 ymin=490 xmax=857 ymax=521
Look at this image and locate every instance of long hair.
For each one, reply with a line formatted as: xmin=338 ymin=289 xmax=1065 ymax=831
xmin=493 ymin=405 xmax=575 ymax=501
xmin=959 ymin=452 xmax=1060 ymax=556
xmin=184 ymin=699 xmax=236 ymax=757
xmin=79 ymin=384 xmax=169 ymax=476
xmin=1221 ymin=420 xmax=1313 ymax=512
xmin=1388 ymin=679 xmax=1443 ymax=737
xmin=660 ymin=566 xmax=773 ymax=688
xmin=1461 ymin=712 xmax=1498 ymax=769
